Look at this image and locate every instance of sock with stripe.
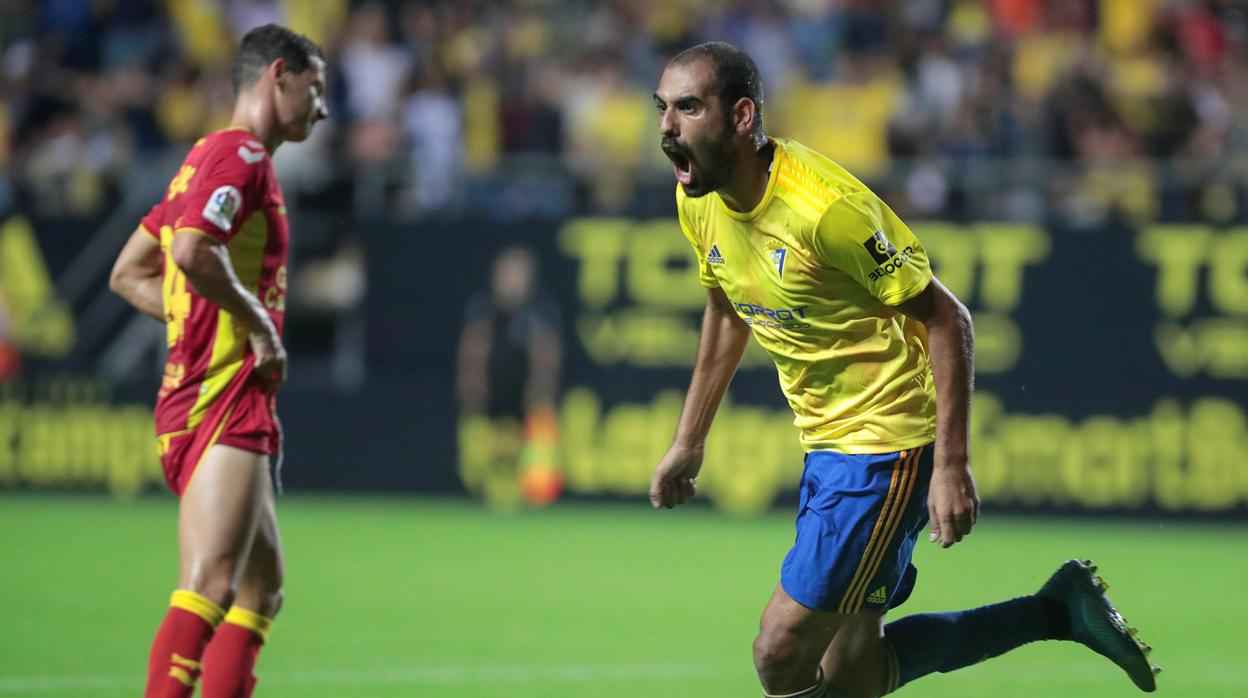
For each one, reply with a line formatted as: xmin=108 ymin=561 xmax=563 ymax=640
xmin=881 ymin=595 xmax=1067 ymax=694
xmin=200 ymin=606 xmax=273 ymax=698
xmin=145 ymin=590 xmax=225 ymax=698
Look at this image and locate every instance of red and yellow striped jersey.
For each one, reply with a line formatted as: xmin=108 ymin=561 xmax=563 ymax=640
xmin=139 ymin=129 xmax=288 ymax=437
xmin=677 ymin=138 xmax=936 ymax=454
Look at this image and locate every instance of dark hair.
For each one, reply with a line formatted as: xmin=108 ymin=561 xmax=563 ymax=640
xmin=231 ymin=24 xmax=323 ymax=93
xmin=670 ymin=42 xmax=766 ymax=148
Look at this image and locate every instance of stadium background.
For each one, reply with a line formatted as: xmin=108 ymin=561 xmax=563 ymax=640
xmin=1 ymin=1 xmax=1245 ymax=696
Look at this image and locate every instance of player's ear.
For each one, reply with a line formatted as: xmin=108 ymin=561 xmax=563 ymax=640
xmin=270 ymin=57 xmax=288 ymax=87
xmin=733 ymin=97 xmax=756 ymax=137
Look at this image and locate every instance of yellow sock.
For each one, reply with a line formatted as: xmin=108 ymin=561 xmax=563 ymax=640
xmin=170 ymin=590 xmax=226 ymax=627
xmin=223 ymin=606 xmax=273 ymax=642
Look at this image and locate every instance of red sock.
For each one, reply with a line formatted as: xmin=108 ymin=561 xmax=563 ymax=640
xmin=145 ymin=590 xmax=225 ymax=698
xmin=201 ymin=607 xmax=272 ymax=698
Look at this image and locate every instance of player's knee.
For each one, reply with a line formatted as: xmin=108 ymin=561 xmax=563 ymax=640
xmin=258 ymin=587 xmax=283 ymax=618
xmin=753 ymin=627 xmax=801 ymax=678
xmin=260 ymin=559 xmax=284 ymax=613
xmin=235 ymin=567 xmax=283 ymax=617
xmin=181 ymin=557 xmax=242 ymax=608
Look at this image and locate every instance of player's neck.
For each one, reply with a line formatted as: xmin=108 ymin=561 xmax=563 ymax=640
xmin=717 ymin=141 xmax=774 ymax=213
xmin=228 ymin=95 xmax=282 ymax=154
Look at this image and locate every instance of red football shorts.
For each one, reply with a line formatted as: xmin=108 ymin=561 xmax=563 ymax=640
xmin=156 ymin=387 xmax=280 ymax=496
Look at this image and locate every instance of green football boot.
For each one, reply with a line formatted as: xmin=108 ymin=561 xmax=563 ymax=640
xmin=1037 ymin=559 xmax=1160 ymax=692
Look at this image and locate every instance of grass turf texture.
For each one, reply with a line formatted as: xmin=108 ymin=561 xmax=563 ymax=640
xmin=0 ymin=495 xmax=1243 ymax=697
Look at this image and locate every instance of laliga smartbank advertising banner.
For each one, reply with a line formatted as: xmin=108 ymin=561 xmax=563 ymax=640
xmin=460 ymin=219 xmax=1248 ymax=516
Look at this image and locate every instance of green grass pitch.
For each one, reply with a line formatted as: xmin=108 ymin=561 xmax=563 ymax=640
xmin=1 ymin=494 xmax=1243 ymax=697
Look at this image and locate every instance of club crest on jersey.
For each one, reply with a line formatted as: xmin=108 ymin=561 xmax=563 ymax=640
xmin=707 ymin=244 xmax=725 ymax=265
xmin=771 ymin=248 xmax=787 ymax=278
xmin=203 ymin=185 xmax=242 ymax=232
xmin=863 ymin=231 xmax=898 ymax=265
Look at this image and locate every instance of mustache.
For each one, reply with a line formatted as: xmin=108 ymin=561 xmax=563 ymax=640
xmin=661 ymin=136 xmax=688 ymax=156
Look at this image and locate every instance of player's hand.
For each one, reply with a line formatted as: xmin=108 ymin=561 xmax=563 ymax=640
xmin=649 ymin=443 xmax=704 ymax=509
xmin=928 ymin=461 xmax=979 ymax=548
xmin=249 ymin=330 xmax=288 ymax=393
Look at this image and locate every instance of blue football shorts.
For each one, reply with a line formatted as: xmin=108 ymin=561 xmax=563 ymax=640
xmin=780 ymin=444 xmax=933 ymax=614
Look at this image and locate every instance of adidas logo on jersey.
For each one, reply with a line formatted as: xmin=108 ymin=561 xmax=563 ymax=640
xmin=867 ymin=586 xmax=888 ymax=605
xmin=706 ymin=245 xmax=725 ymax=265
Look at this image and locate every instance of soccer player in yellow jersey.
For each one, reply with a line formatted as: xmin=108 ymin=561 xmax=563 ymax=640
xmin=649 ymin=42 xmax=1159 ymax=697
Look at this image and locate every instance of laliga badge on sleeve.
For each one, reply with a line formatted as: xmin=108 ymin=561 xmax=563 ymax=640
xmin=203 ymin=185 xmax=242 ymax=232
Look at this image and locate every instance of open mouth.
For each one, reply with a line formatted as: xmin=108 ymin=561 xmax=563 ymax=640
xmin=664 ymin=146 xmax=694 ymax=186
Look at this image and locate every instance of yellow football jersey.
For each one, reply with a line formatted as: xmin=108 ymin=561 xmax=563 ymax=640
xmin=677 ymin=138 xmax=936 ymax=454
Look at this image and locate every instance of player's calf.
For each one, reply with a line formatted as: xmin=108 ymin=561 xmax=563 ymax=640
xmin=819 ymin=612 xmax=890 ymax=698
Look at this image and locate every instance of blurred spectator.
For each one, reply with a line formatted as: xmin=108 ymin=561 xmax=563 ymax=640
xmin=563 ymin=53 xmax=650 ymax=210
xmin=402 ymin=68 xmax=461 ymax=214
xmin=340 ymin=2 xmax=408 ymax=122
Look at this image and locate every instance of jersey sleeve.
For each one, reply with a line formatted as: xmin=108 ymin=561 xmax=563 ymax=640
xmin=138 ymin=200 xmax=166 ymax=241
xmin=812 ymin=192 xmax=932 ymax=305
xmin=175 ymin=143 xmax=265 ymax=244
xmin=676 ymin=187 xmax=720 ymax=289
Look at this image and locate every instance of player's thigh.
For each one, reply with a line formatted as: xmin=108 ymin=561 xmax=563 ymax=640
xmin=821 ymin=609 xmax=887 ymax=698
xmin=178 ymin=445 xmax=270 ymax=579
xmin=235 ymin=468 xmax=285 ymax=611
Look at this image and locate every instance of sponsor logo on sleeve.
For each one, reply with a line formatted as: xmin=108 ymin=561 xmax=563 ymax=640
xmin=202 ymin=185 xmax=242 ymax=232
xmin=863 ymin=231 xmax=898 ymax=265
xmin=861 ymin=230 xmax=916 ymax=281
xmin=706 ymin=244 xmax=725 ymax=265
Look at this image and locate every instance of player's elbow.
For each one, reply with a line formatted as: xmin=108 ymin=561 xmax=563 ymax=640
xmin=107 ymin=262 xmax=127 ymax=296
xmin=170 ymin=237 xmax=200 ymax=274
xmin=170 ymin=233 xmax=218 ymax=279
xmin=108 ymin=257 xmax=143 ymax=298
xmin=933 ymin=296 xmax=973 ymax=347
xmin=927 ymin=280 xmax=972 ymax=333
xmin=947 ymin=293 xmax=972 ymax=331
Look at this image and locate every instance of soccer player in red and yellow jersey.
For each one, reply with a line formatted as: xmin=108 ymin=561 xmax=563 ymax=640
xmin=109 ymin=25 xmax=326 ymax=698
xmin=650 ymin=43 xmax=1158 ymax=697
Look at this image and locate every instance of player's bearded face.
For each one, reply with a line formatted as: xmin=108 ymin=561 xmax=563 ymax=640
xmin=661 ymin=111 xmax=735 ymax=198
xmin=656 ymin=62 xmax=737 ymax=198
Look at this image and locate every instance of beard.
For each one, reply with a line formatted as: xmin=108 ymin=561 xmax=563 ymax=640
xmin=663 ymin=122 xmax=737 ymax=198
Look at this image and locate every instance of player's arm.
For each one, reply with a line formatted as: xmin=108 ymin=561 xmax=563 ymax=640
xmin=649 ymin=286 xmax=750 ymax=509
xmin=109 ymin=228 xmax=165 ymax=321
xmin=170 ymin=231 xmax=286 ymax=388
xmin=456 ymin=317 xmax=490 ymax=412
xmin=895 ymin=277 xmax=979 ymax=548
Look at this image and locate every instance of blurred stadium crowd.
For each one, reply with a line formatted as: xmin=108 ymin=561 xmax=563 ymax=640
xmin=3 ymin=0 xmax=1248 ymax=224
